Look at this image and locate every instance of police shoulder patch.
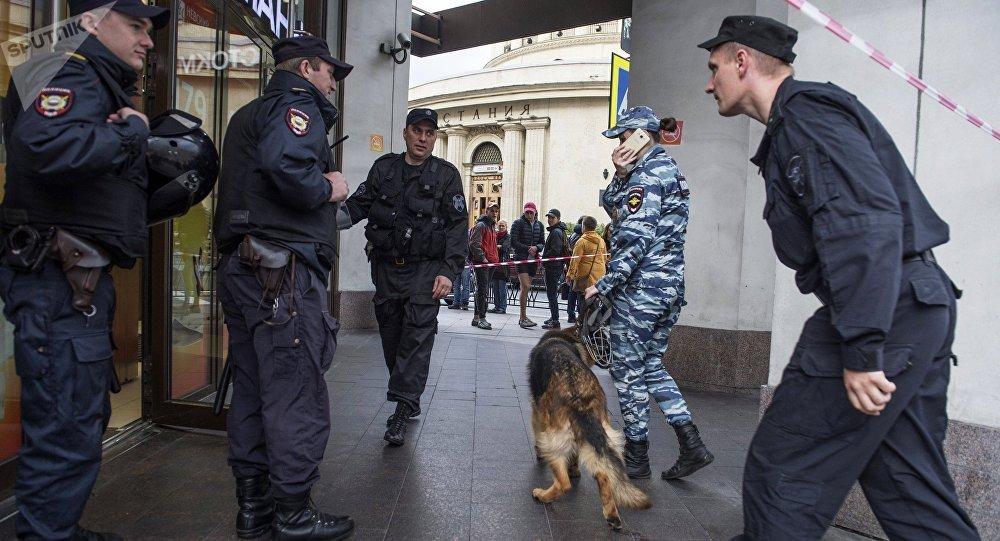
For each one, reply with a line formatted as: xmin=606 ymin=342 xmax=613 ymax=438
xmin=453 ymin=194 xmax=466 ymax=212
xmin=285 ymin=107 xmax=310 ymax=136
xmin=785 ymin=154 xmax=806 ymax=198
xmin=626 ymin=186 xmax=645 ymax=214
xmin=34 ymin=87 xmax=74 ymax=118
xmin=354 ymin=182 xmax=367 ymax=197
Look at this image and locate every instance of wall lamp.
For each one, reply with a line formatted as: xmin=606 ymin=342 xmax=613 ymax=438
xmin=380 ymin=32 xmax=411 ymax=64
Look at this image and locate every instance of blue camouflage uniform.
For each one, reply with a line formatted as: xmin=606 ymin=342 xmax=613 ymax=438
xmin=597 ymin=106 xmax=693 ymax=442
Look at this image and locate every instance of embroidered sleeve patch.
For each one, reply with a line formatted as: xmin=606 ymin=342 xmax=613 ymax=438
xmin=626 ymin=186 xmax=645 ymax=214
xmin=453 ymin=194 xmax=466 ymax=212
xmin=286 ymin=107 xmax=310 ymax=136
xmin=34 ymin=87 xmax=74 ymax=118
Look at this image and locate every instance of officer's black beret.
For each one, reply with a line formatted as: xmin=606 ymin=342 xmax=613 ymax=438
xmin=70 ymin=0 xmax=170 ymax=29
xmin=698 ymin=15 xmax=798 ymax=64
xmin=406 ymin=108 xmax=438 ymax=129
xmin=273 ymin=35 xmax=354 ymax=81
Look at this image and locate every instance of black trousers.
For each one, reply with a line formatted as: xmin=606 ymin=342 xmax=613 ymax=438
xmin=543 ymin=266 xmax=562 ymax=322
xmin=741 ymin=260 xmax=979 ymax=540
xmin=473 ymin=267 xmax=490 ymax=319
xmin=219 ymin=255 xmax=339 ymax=498
xmin=0 ymin=261 xmax=115 ymax=540
xmin=373 ymin=296 xmax=439 ymax=412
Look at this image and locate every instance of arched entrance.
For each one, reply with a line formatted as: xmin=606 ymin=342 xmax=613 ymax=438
xmin=469 ymin=141 xmax=503 ymax=227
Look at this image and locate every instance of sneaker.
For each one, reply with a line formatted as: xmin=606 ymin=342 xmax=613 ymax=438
xmin=474 ymin=319 xmax=492 ymax=330
xmin=519 ymin=318 xmax=537 ymax=328
xmin=542 ymin=320 xmax=561 ymax=329
xmin=447 ymin=303 xmax=461 ymax=310
xmin=471 ymin=318 xmax=480 ymax=327
xmin=488 ymin=308 xmax=506 ymax=314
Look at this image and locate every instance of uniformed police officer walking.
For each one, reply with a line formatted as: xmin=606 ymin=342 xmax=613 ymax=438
xmin=585 ymin=106 xmax=713 ymax=481
xmin=214 ymin=36 xmax=354 ymax=540
xmin=0 ymin=1 xmax=168 ymax=539
xmin=341 ymin=108 xmax=468 ymax=446
xmin=699 ymin=16 xmax=979 ymax=540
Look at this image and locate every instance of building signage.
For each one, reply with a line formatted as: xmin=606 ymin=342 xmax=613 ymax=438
xmin=235 ymin=0 xmax=290 ymax=37
xmin=370 ymin=134 xmax=384 ymax=152
xmin=441 ymin=103 xmax=531 ymax=124
xmin=472 ymin=164 xmax=502 ymax=174
xmin=609 ymin=53 xmax=630 ymax=129
xmin=660 ymin=120 xmax=684 ymax=145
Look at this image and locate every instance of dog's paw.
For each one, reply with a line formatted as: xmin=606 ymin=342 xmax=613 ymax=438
xmin=606 ymin=515 xmax=623 ymax=530
xmin=531 ymin=488 xmax=545 ymax=502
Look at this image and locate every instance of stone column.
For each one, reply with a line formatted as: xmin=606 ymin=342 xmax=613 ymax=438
xmin=499 ymin=122 xmax=525 ymax=222
xmin=434 ymin=130 xmax=448 ymax=161
xmin=444 ymin=126 xmax=469 ymax=193
xmin=521 ymin=118 xmax=549 ymax=210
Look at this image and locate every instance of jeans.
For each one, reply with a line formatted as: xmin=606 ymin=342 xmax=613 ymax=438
xmin=566 ymin=290 xmax=578 ymax=320
xmin=473 ymin=268 xmax=490 ymax=319
xmin=491 ymin=275 xmax=507 ymax=312
xmin=452 ymin=265 xmax=472 ymax=306
xmin=544 ymin=266 xmax=562 ymax=322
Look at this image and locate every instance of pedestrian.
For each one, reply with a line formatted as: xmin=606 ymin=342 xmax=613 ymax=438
xmin=490 ymin=219 xmax=512 ymax=314
xmin=585 ymin=106 xmax=713 ymax=481
xmin=469 ymin=202 xmax=500 ymax=330
xmin=565 ymin=216 xmax=607 ymax=321
xmin=214 ymin=34 xmax=354 ymax=540
xmin=565 ymin=218 xmax=584 ymax=322
xmin=541 ymin=209 xmax=568 ymax=329
xmin=342 ymin=107 xmax=467 ymax=447
xmin=700 ymin=15 xmax=978 ymax=540
xmin=509 ymin=202 xmax=545 ymax=328
xmin=448 ymin=238 xmax=472 ymax=310
xmin=0 ymin=2 xmax=170 ymax=539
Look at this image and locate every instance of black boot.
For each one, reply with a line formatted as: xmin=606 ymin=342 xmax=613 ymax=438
xmin=661 ymin=421 xmax=714 ymax=480
xmin=272 ymin=493 xmax=354 ymax=541
xmin=384 ymin=402 xmax=413 ymax=446
xmin=235 ymin=474 xmax=274 ymax=539
xmin=71 ymin=526 xmax=122 ymax=541
xmin=385 ymin=405 xmax=421 ymax=427
xmin=623 ymin=439 xmax=651 ymax=479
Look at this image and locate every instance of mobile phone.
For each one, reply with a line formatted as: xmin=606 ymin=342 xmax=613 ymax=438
xmin=620 ymin=129 xmax=650 ymax=153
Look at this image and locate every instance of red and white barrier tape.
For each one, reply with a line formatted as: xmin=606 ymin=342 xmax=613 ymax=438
xmin=467 ymin=253 xmax=610 ymax=269
xmin=787 ymin=0 xmax=1000 ymax=142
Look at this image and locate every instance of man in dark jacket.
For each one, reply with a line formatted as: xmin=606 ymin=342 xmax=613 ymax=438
xmin=0 ymin=2 xmax=168 ymax=538
xmin=565 ymin=219 xmax=584 ymax=323
xmin=541 ymin=209 xmax=568 ymax=329
xmin=469 ymin=203 xmax=499 ymax=329
xmin=701 ymin=16 xmax=978 ymax=540
xmin=490 ymin=219 xmax=512 ymax=314
xmin=214 ymin=35 xmax=353 ymax=540
xmin=343 ymin=108 xmax=468 ymax=446
xmin=509 ymin=202 xmax=545 ymax=327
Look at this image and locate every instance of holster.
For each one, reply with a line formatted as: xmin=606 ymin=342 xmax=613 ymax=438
xmin=237 ymin=235 xmax=291 ymax=303
xmin=48 ymin=230 xmax=111 ymax=313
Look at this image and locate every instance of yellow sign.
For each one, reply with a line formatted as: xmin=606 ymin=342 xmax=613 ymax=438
xmin=609 ymin=53 xmax=630 ymax=129
xmin=370 ymin=134 xmax=384 ymax=152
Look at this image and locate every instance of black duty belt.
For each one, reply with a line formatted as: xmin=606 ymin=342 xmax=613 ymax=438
xmin=377 ymin=255 xmax=437 ymax=267
xmin=903 ymin=250 xmax=935 ymax=264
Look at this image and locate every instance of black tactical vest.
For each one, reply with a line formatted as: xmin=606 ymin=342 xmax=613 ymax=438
xmin=365 ymin=154 xmax=450 ymax=261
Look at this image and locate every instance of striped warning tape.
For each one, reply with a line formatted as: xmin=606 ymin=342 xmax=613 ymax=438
xmin=467 ymin=253 xmax=610 ymax=269
xmin=787 ymin=0 xmax=1000 ymax=142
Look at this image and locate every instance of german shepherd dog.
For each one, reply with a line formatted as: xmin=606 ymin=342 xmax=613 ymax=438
xmin=528 ymin=327 xmax=651 ymax=529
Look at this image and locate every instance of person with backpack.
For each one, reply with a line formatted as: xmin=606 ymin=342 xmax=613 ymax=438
xmin=566 ymin=216 xmax=607 ymax=321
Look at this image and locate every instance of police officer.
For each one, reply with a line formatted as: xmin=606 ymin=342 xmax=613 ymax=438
xmin=341 ymin=108 xmax=468 ymax=446
xmin=585 ymin=107 xmax=713 ymax=481
xmin=699 ymin=16 xmax=979 ymax=540
xmin=214 ymin=35 xmax=353 ymax=540
xmin=0 ymin=1 xmax=168 ymax=539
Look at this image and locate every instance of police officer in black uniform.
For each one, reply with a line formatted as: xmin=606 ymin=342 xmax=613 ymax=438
xmin=0 ymin=1 xmax=168 ymax=539
xmin=699 ymin=16 xmax=979 ymax=540
xmin=341 ymin=108 xmax=467 ymax=446
xmin=214 ymin=36 xmax=354 ymax=540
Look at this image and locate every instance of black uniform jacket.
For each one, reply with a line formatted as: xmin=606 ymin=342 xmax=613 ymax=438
xmin=751 ymin=77 xmax=950 ymax=372
xmin=345 ymin=153 xmax=467 ymax=303
xmin=214 ymin=70 xmax=339 ymax=277
xmin=1 ymin=36 xmax=149 ymax=266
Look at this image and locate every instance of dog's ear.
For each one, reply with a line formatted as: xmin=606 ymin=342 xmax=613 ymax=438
xmin=559 ymin=325 xmax=581 ymax=343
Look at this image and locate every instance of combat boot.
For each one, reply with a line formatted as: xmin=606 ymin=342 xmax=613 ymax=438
xmin=272 ymin=493 xmax=354 ymax=541
xmin=384 ymin=402 xmax=413 ymax=446
xmin=385 ymin=404 xmax=421 ymax=427
xmin=71 ymin=526 xmax=123 ymax=541
xmin=661 ymin=421 xmax=714 ymax=480
xmin=623 ymin=439 xmax=651 ymax=479
xmin=235 ymin=474 xmax=274 ymax=538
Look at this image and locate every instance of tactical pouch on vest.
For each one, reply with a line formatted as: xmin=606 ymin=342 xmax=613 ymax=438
xmin=49 ymin=229 xmax=111 ymax=314
xmin=237 ymin=235 xmax=291 ymax=303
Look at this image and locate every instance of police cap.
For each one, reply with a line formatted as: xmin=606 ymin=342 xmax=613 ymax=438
xmin=273 ymin=35 xmax=354 ymax=81
xmin=406 ymin=108 xmax=438 ymax=129
xmin=602 ymin=106 xmax=660 ymax=138
xmin=697 ymin=15 xmax=798 ymax=64
xmin=69 ymin=0 xmax=170 ymax=29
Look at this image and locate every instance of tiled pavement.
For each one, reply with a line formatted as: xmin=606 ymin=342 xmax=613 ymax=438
xmin=0 ymin=307 xmax=869 ymax=540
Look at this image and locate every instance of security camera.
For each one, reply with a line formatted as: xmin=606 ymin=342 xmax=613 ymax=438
xmin=396 ymin=33 xmax=411 ymax=50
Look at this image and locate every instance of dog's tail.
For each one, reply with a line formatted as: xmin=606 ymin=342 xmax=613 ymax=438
xmin=572 ymin=411 xmax=652 ymax=510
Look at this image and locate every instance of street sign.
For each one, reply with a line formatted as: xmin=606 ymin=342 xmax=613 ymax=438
xmin=609 ymin=53 xmax=630 ymax=129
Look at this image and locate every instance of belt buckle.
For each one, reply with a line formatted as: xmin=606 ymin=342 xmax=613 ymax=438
xmin=394 ymin=256 xmax=406 ymax=266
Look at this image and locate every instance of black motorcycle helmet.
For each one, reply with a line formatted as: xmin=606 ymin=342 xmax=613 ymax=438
xmin=146 ymin=109 xmax=219 ymax=225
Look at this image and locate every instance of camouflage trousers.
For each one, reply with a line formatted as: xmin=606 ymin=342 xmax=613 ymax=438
xmin=608 ymin=284 xmax=691 ymax=442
